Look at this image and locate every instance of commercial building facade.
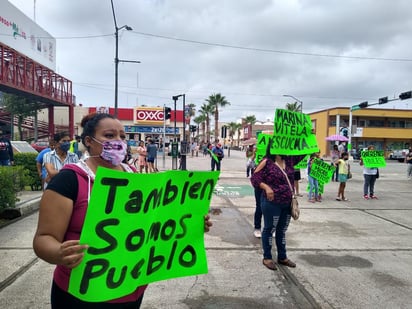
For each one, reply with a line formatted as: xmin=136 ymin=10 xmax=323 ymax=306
xmin=310 ymin=107 xmax=412 ymax=157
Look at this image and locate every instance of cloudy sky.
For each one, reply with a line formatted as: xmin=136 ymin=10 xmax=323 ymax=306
xmin=6 ymin=0 xmax=412 ymax=122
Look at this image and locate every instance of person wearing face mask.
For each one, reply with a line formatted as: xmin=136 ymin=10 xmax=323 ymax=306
xmin=33 ymin=113 xmax=213 ymax=308
xmin=43 ymin=132 xmax=79 ymax=188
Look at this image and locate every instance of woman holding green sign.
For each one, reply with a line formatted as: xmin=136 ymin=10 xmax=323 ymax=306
xmin=251 ymin=152 xmax=305 ymax=271
xmin=33 ymin=113 xmax=213 ymax=308
xmin=360 ymin=145 xmax=379 ymax=200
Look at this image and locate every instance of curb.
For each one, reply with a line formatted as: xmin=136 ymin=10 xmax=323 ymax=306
xmin=16 ymin=196 xmax=41 ymax=217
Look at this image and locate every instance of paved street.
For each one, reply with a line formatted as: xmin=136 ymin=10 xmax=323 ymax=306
xmin=0 ymin=149 xmax=411 ymax=308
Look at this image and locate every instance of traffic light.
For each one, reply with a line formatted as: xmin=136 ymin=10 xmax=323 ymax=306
xmin=378 ymin=96 xmax=388 ymax=104
xmin=359 ymin=101 xmax=368 ymax=108
xmin=221 ymin=126 xmax=227 ymax=138
xmin=399 ymin=91 xmax=412 ymax=100
xmin=340 ymin=127 xmax=348 ymax=138
xmin=190 ymin=125 xmax=197 ymax=133
xmin=164 ymin=107 xmax=172 ymax=120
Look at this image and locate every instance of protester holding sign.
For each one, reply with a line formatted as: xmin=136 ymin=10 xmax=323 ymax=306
xmin=33 ymin=113 xmax=214 ymax=308
xmin=251 ymin=153 xmax=305 ymax=270
xmin=307 ymin=153 xmax=321 ymax=203
xmin=211 ymin=143 xmax=224 ymax=171
xmin=360 ymin=145 xmax=379 ymax=200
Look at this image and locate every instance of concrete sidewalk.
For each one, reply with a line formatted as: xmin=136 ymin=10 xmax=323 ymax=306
xmin=1 ymin=150 xmax=412 ymax=308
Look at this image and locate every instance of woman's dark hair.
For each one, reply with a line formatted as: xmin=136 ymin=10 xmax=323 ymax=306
xmin=53 ymin=131 xmax=69 ymax=143
xmin=265 ymin=137 xmax=276 ymax=161
xmin=80 ymin=113 xmax=115 ymax=148
xmin=341 ymin=151 xmax=348 ymax=158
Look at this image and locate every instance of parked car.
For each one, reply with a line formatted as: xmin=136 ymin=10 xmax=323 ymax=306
xmin=30 ymin=141 xmax=49 ymax=152
xmin=387 ymin=149 xmax=408 ymax=162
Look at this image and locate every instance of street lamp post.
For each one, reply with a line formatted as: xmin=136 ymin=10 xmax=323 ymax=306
xmin=172 ymin=94 xmax=187 ymax=170
xmin=283 ymin=94 xmax=303 ymax=112
xmin=111 ymin=0 xmax=139 ymax=117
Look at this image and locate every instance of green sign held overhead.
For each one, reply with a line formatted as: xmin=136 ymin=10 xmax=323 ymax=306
xmin=69 ymin=168 xmax=219 ymax=302
xmin=361 ymin=150 xmax=386 ymax=168
xmin=270 ymin=109 xmax=319 ymax=155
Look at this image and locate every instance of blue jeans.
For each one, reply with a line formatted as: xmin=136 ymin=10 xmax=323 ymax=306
xmin=254 ymin=187 xmax=263 ymax=230
xmin=261 ymin=196 xmax=291 ymax=260
xmin=0 ymin=159 xmax=11 ymax=166
xmin=211 ymin=158 xmax=221 ymax=171
xmin=363 ymin=174 xmax=377 ymax=196
xmin=332 ymin=164 xmax=339 ymax=181
xmin=308 ymin=176 xmax=319 ymax=200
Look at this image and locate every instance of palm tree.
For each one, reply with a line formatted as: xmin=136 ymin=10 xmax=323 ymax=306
xmin=205 ymin=93 xmax=230 ymax=142
xmin=193 ymin=114 xmax=206 ymax=141
xmin=198 ymin=103 xmax=214 ymax=142
xmin=227 ymin=122 xmax=242 ymax=147
xmin=286 ymin=102 xmax=301 ymax=112
xmin=244 ymin=115 xmax=256 ymax=126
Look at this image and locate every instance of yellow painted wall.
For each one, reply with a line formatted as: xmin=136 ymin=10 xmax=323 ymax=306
xmin=309 ymin=107 xmax=412 ymax=157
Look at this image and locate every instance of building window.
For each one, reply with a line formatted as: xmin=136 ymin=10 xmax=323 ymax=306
xmin=406 ymin=121 xmax=412 ymax=128
xmin=366 ymin=120 xmax=384 ymax=127
xmin=389 ymin=120 xmax=406 ymax=128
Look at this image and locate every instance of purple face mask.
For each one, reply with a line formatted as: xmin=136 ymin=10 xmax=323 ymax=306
xmin=92 ymin=138 xmax=127 ymax=166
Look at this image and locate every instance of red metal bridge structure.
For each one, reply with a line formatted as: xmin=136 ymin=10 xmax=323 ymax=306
xmin=0 ymin=41 xmax=75 ymax=140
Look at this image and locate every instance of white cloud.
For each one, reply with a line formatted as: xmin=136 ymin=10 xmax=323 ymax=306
xmin=6 ymin=0 xmax=412 ymax=122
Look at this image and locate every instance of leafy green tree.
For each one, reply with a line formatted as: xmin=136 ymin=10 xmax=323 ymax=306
xmin=205 ymin=93 xmax=230 ymax=141
xmin=1 ymin=93 xmax=41 ymax=140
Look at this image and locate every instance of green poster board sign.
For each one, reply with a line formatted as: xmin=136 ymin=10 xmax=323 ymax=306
xmin=309 ymin=158 xmax=335 ymax=184
xmin=254 ymin=133 xmax=272 ymax=165
xmin=69 ymin=168 xmax=219 ymax=302
xmin=361 ymin=150 xmax=386 ymax=168
xmin=207 ymin=148 xmax=219 ymax=163
xmin=294 ymin=155 xmax=310 ymax=169
xmin=307 ymin=181 xmax=324 ymax=194
xmin=270 ymin=109 xmax=319 ymax=155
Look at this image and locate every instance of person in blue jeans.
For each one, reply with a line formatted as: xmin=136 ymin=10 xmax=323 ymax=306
xmin=307 ymin=153 xmax=321 ymax=202
xmin=253 ymin=187 xmax=263 ymax=238
xmin=251 ymin=153 xmax=305 ymax=271
xmin=211 ymin=143 xmax=224 ymax=171
xmin=360 ymin=145 xmax=379 ymax=199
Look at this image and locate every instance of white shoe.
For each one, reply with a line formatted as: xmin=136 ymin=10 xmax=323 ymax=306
xmin=253 ymin=229 xmax=261 ymax=238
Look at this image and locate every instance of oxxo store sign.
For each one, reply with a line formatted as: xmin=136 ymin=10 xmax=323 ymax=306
xmin=134 ymin=107 xmax=164 ymax=125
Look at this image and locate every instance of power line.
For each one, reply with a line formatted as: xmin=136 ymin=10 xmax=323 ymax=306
xmin=1 ymin=31 xmax=411 ymax=62
xmin=131 ymin=31 xmax=412 ymax=62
